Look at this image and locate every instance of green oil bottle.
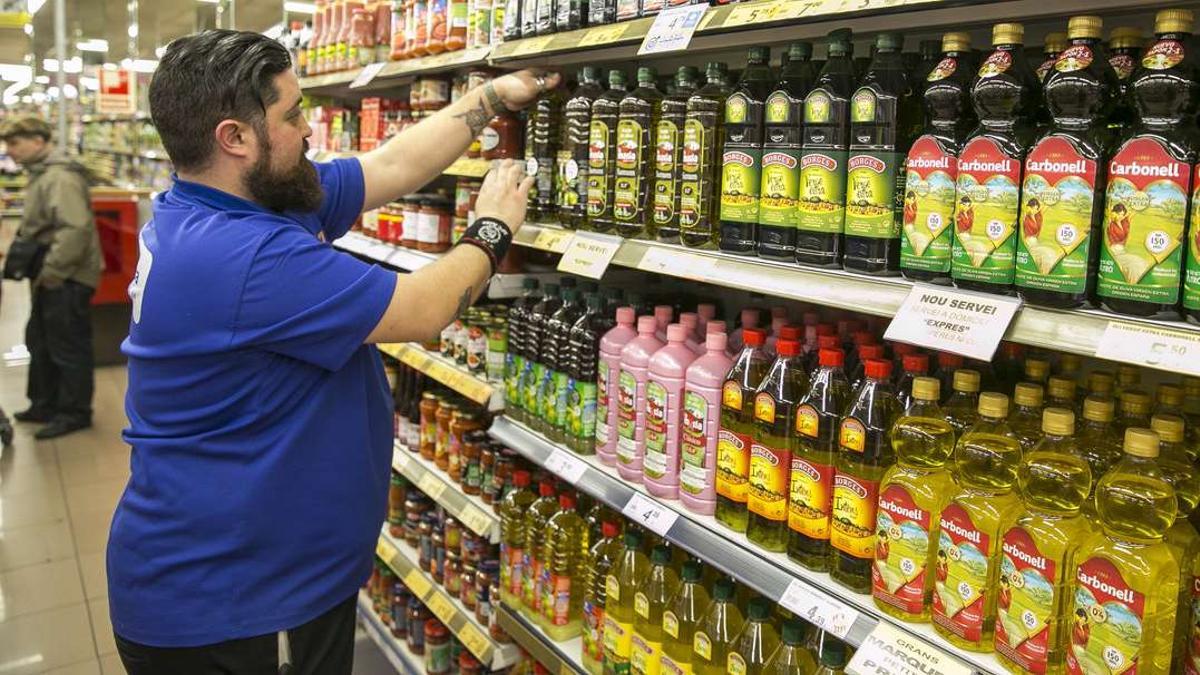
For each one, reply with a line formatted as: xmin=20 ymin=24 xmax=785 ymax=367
xmin=652 ymin=67 xmax=700 ymax=244
xmin=764 ymin=620 xmax=817 ymax=675
xmin=614 ymin=67 xmax=663 ymax=239
xmin=691 ymin=579 xmax=744 ymax=675
xmin=562 ymin=67 xmax=605 ymax=229
xmin=757 ymin=42 xmax=817 ymax=260
xmin=748 ymin=338 xmax=808 ymax=552
xmin=587 ymin=70 xmax=630 ymax=234
xmin=727 ymin=598 xmax=779 ymax=675
xmin=662 ymin=560 xmax=709 ymax=675
xmin=680 ymin=63 xmax=731 ymax=250
xmin=719 ymin=47 xmax=773 ymax=255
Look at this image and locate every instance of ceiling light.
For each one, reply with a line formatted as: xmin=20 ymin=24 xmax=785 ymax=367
xmin=42 ymin=57 xmax=82 ymax=73
xmin=284 ymin=2 xmax=316 ymax=13
xmin=128 ymin=24 xmax=138 ymax=38
xmin=77 ymin=39 xmax=109 ymax=53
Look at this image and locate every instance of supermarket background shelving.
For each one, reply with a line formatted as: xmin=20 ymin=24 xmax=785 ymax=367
xmin=378 ymin=341 xmax=503 ymax=411
xmin=392 ymin=441 xmax=501 ymax=543
xmin=358 ymin=591 xmax=425 ymax=675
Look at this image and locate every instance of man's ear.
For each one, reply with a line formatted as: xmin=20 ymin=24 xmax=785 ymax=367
xmin=214 ymin=119 xmax=254 ymax=160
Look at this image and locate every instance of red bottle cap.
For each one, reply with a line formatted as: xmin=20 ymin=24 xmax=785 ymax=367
xmin=743 ymin=328 xmax=766 ymax=347
xmin=779 ymin=326 xmax=803 ymax=341
xmin=777 ymin=339 xmax=801 ymax=357
xmin=865 ymin=358 xmax=893 ymax=380
xmin=601 ymin=521 xmax=620 ymax=538
xmin=903 ymin=353 xmax=930 ymax=373
xmin=938 ymin=352 xmax=964 ymax=368
xmin=818 ymin=335 xmax=841 ymax=350
xmin=815 ymin=323 xmax=836 ymax=337
xmin=558 ymin=492 xmax=576 ymax=510
xmin=819 ymin=348 xmax=845 ymax=367
xmin=852 ymin=330 xmax=876 ymax=346
xmin=539 ymin=478 xmax=556 ymax=497
xmin=512 ymin=470 xmax=531 ymax=487
xmin=892 ymin=342 xmax=918 ymax=357
xmin=859 ymin=344 xmax=885 ymax=361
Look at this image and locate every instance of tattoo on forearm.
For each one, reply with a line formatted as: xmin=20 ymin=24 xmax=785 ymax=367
xmin=483 ymin=82 xmax=504 ymax=116
xmin=454 ymin=101 xmax=491 ymax=137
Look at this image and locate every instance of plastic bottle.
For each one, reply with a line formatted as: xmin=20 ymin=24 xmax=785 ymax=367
xmin=543 ymin=288 xmax=586 ymax=439
xmin=691 ymin=579 xmax=744 ymax=675
xmin=764 ymin=619 xmax=817 ymax=675
xmin=943 ymin=369 xmax=981 ymax=436
xmin=747 ymin=338 xmax=808 ymax=552
xmin=727 ymin=598 xmax=779 ymax=675
xmin=1116 ymin=364 xmax=1142 ymax=395
xmin=661 ymin=560 xmax=709 ymax=675
xmin=542 ymin=491 xmax=589 ymax=640
xmin=582 ymin=520 xmax=623 ymax=675
xmin=728 ymin=308 xmax=761 ymax=353
xmin=932 ymin=392 xmax=1023 ymax=651
xmin=933 ymin=352 xmax=964 ymax=399
xmin=1152 ymin=414 xmax=1200 ymax=669
xmin=654 ymin=67 xmax=701 ymax=245
xmin=757 ymin=42 xmax=817 ymax=260
xmin=567 ymin=294 xmax=614 ymax=455
xmin=506 ymin=278 xmax=541 ymax=424
xmin=523 ymin=283 xmax=564 ymax=425
xmin=1066 ymin=428 xmax=1179 ymax=675
xmin=529 ymin=88 xmax=564 ymax=220
xmin=678 ymin=312 xmax=704 ymax=356
xmin=716 ymin=328 xmax=769 ymax=533
xmin=631 ymin=545 xmax=678 ymax=675
xmin=644 ymin=324 xmax=701 ymax=498
xmin=562 ymin=68 xmax=606 ymax=230
xmin=1047 ymin=375 xmax=1077 ymax=412
xmin=1009 ymin=382 xmax=1045 ymax=451
xmin=831 ymin=358 xmax=902 ymax=592
xmin=653 ymin=305 xmax=674 ymax=342
xmin=719 ymin=47 xmax=772 ymax=256
xmin=606 ymin=531 xmax=649 ymax=675
xmin=598 ymin=308 xmax=639 ymax=466
xmin=796 ymin=29 xmax=856 ymax=268
xmin=679 ymin=62 xmax=732 ymax=250
xmin=616 ymin=316 xmax=667 ymax=481
xmin=587 ymin=70 xmax=630 ymax=234
xmin=500 ymin=470 xmax=537 ymax=608
xmin=615 ymin=67 xmax=664 ymax=239
xmin=1024 ymin=355 xmax=1051 ymax=386
xmin=873 ymin=377 xmax=956 ymax=622
xmin=523 ymin=476 xmax=560 ymax=621
xmin=813 ymin=637 xmax=847 ymax=675
xmin=680 ymin=332 xmax=734 ymax=515
xmin=994 ymin=408 xmax=1095 ymax=674
xmin=895 ymin=353 xmax=930 ymax=410
xmin=788 ymin=348 xmax=851 ymax=570
xmin=1116 ymin=388 xmax=1153 ymax=436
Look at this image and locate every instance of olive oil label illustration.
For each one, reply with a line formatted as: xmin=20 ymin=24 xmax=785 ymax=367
xmin=872 ymin=484 xmax=933 ymax=615
xmin=680 ymin=390 xmax=710 ymax=496
xmin=1142 ymin=39 xmax=1184 ymax=70
xmin=616 ymin=370 xmax=637 ymax=460
xmin=951 ymin=136 xmax=1020 ymax=283
xmin=932 ymin=503 xmax=990 ymax=642
xmin=797 ymin=89 xmax=847 ymax=234
xmin=716 ymin=429 xmax=748 ymax=502
xmin=978 ymin=50 xmax=1013 ymax=78
xmin=596 ymin=360 xmax=611 ymax=443
xmin=759 ymin=150 xmax=800 ymax=227
xmin=1101 ymin=137 xmax=1189 ymax=303
xmin=1016 ymin=135 xmax=1097 ymax=294
xmin=845 ymin=152 xmax=903 ymax=239
xmin=1054 ymin=45 xmax=1094 ymax=73
xmin=1188 ymin=166 xmax=1200 ymax=311
xmin=643 ymin=381 xmax=669 ymax=477
xmin=1065 ymin=557 xmax=1145 ymax=675
xmin=995 ymin=526 xmax=1057 ymax=673
xmin=720 ymin=149 xmax=761 ymax=223
xmin=788 ymin=455 xmax=833 ymax=540
xmin=901 ymin=135 xmax=957 ymax=272
xmin=831 ymin=472 xmax=879 ymax=559
xmin=1109 ymin=53 xmax=1135 ymax=81
xmin=587 ymin=120 xmax=610 ymax=217
xmin=613 ymin=120 xmax=643 ymax=222
xmin=653 ymin=120 xmax=680 ymax=226
xmin=928 ymin=57 xmax=957 ymax=82
xmin=749 ymin=441 xmax=788 ymax=521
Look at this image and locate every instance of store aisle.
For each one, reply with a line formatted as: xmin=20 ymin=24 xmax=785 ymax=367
xmin=0 ymin=280 xmax=399 ymax=675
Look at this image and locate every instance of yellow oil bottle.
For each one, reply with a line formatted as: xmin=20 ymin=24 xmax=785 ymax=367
xmin=1150 ymin=414 xmax=1200 ymax=670
xmin=692 ymin=579 xmax=744 ymax=675
xmin=1075 ymin=396 xmax=1122 ymax=523
xmin=1185 ymin=377 xmax=1200 ymax=446
xmin=1155 ymin=383 xmax=1184 ymax=420
xmin=541 ymin=491 xmax=590 ymax=640
xmin=1024 ymin=356 xmax=1051 ymax=386
xmin=1009 ymin=382 xmax=1045 ymax=451
xmin=1116 ymin=364 xmax=1141 ymax=395
xmin=763 ymin=619 xmax=817 ymax=675
xmin=1086 ymin=371 xmax=1116 ymax=403
xmin=873 ymin=377 xmax=956 ymax=623
xmin=1066 ymin=428 xmax=1179 ymax=675
xmin=813 ymin=637 xmax=848 ymax=675
xmin=943 ymin=369 xmax=981 ymax=437
xmin=661 ymin=560 xmax=709 ymax=675
xmin=523 ymin=476 xmax=561 ymax=620
xmin=748 ymin=339 xmax=808 ymax=552
xmin=1115 ymin=389 xmax=1152 ymax=436
xmin=583 ymin=520 xmax=623 ymax=675
xmin=500 ymin=469 xmax=537 ymax=608
xmin=606 ymin=530 xmax=649 ymax=675
xmin=1046 ymin=376 xmax=1077 ymax=412
xmin=932 ymin=392 xmax=1023 ymax=652
xmin=994 ymin=408 xmax=1095 ymax=674
xmin=631 ymin=545 xmax=678 ymax=675
xmin=1056 ymin=354 xmax=1082 ymax=381
xmin=728 ymin=598 xmax=779 ymax=675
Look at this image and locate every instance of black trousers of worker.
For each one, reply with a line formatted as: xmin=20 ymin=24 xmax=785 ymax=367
xmin=26 ymin=280 xmax=94 ymax=421
xmin=115 ymin=594 xmax=357 ymax=675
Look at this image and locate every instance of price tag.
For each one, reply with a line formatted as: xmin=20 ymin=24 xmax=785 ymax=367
xmin=622 ymin=493 xmax=679 ymax=536
xmin=847 ymin=621 xmax=971 ymax=675
xmin=418 ymin=472 xmax=448 ymax=500
xmin=509 ymin=35 xmax=555 ymax=56
xmin=459 ymin=624 xmax=492 ymax=659
xmin=883 ymin=285 xmax=1022 ymax=361
xmin=399 ymin=347 xmax=431 ymax=370
xmin=459 ymin=505 xmax=493 ymax=535
xmin=557 ymin=232 xmax=622 ymax=279
xmin=724 ymin=0 xmax=787 ymax=27
xmin=394 ymin=451 xmax=411 ymax=472
xmin=545 ymin=448 xmax=589 ymax=485
xmin=427 ymin=592 xmax=457 ymax=623
xmin=579 ymin=23 xmax=629 ymax=46
xmin=404 ymin=567 xmax=433 ymax=598
xmin=636 ymin=247 xmax=717 ymax=282
xmin=638 ymin=4 xmax=709 ymax=54
xmin=533 ymin=227 xmax=575 ymax=253
xmin=349 ymin=61 xmax=387 ymax=88
xmin=1094 ymin=321 xmax=1200 ymax=377
xmin=777 ymin=579 xmax=857 ymax=639
xmin=376 ymin=538 xmax=397 ymax=565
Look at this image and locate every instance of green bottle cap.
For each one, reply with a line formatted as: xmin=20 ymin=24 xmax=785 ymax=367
xmin=637 ymin=66 xmax=658 ymax=84
xmin=827 ymin=28 xmax=853 ymax=56
xmin=624 ymin=530 xmax=642 ymax=547
xmin=522 ymin=278 xmax=539 ymax=290
xmin=781 ymin=619 xmax=805 ymax=644
xmin=712 ymin=579 xmax=735 ymax=601
xmin=543 ymin=283 xmax=560 ymax=296
xmin=747 ymin=46 xmax=770 ymax=63
xmin=579 ymin=66 xmax=601 ymax=81
xmin=560 ymin=287 xmax=579 ymax=302
xmin=608 ymin=69 xmax=628 ymax=86
xmin=676 ymin=65 xmax=699 ymax=86
xmin=747 ymin=597 xmax=771 ymax=620
xmin=787 ymin=41 xmax=813 ymax=61
xmin=820 ymin=637 xmax=847 ymax=667
xmin=651 ymin=545 xmax=671 ymax=564
xmin=875 ymin=32 xmax=902 ymax=51
xmin=586 ymin=293 xmax=604 ymax=311
xmin=681 ymin=560 xmax=703 ymax=582
xmin=705 ymin=61 xmax=727 ymax=80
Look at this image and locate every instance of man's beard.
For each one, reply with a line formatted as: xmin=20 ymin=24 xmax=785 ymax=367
xmin=244 ymin=137 xmax=323 ymax=213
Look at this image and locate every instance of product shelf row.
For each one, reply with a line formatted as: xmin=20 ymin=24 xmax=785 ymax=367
xmin=357 ymin=590 xmax=424 ymax=675
xmin=394 ymin=440 xmax=501 ymax=542
xmin=488 ymin=416 xmax=1002 ymax=675
xmin=378 ymin=341 xmax=503 ymax=410
xmin=89 ymin=148 xmax=171 ymax=162
xmin=377 ymin=527 xmax=524 ymax=668
xmin=307 ymin=151 xmax=491 ymax=179
xmin=495 ymin=604 xmax=587 ymax=675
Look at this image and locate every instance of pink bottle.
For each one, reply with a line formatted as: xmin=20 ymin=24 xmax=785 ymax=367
xmin=679 ymin=312 xmax=704 ymax=356
xmin=653 ymin=305 xmax=673 ymax=342
xmin=596 ymin=307 xmax=638 ymax=466
xmin=678 ymin=331 xmax=734 ymax=515
xmin=642 ymin=324 xmax=700 ymax=498
xmin=615 ymin=316 xmax=665 ymax=479
xmin=696 ymin=303 xmax=717 ymax=335
xmin=727 ymin=308 xmax=760 ymax=353
xmin=706 ymin=320 xmax=727 ymax=336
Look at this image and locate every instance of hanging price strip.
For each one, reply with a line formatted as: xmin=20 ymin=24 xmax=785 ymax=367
xmin=459 ymin=505 xmax=493 ymax=535
xmin=1094 ymin=321 xmax=1200 ymax=377
xmin=622 ymin=493 xmax=679 ymax=536
xmin=458 ymin=624 xmax=492 ymax=660
xmin=776 ymin=579 xmax=857 ymax=639
xmin=544 ymin=448 xmax=589 ymax=485
xmin=375 ymin=538 xmax=397 ymax=565
xmin=636 ymin=247 xmax=718 ymax=282
xmin=394 ymin=450 xmax=411 ymax=471
xmin=579 ymin=23 xmax=629 ymax=46
xmin=417 ymin=472 xmax=448 ymax=501
xmin=378 ymin=343 xmax=407 ymax=360
xmin=427 ymin=592 xmax=457 ymax=623
xmin=724 ymin=0 xmax=788 ymax=27
xmin=403 ymin=567 xmax=433 ymax=598
xmin=508 ymin=35 xmax=555 ymax=56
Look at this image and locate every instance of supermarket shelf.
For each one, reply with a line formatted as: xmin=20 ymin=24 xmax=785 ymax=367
xmin=89 ymin=148 xmax=170 ymax=161
xmin=488 ymin=416 xmax=1006 ymax=675
xmin=444 ymin=157 xmax=492 ymax=178
xmin=393 ymin=441 xmax=500 ymax=543
xmin=300 ymin=47 xmax=492 ymax=96
xmin=495 ymin=604 xmax=587 ymax=675
xmin=376 ymin=527 xmax=523 ymax=668
xmin=356 ymin=591 xmax=423 ymax=675
xmin=377 ymin=341 xmax=503 ymax=411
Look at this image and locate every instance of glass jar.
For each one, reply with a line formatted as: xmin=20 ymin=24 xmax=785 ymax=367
xmin=440 ymin=316 xmax=462 ymax=356
xmin=470 ymin=0 xmax=491 ymax=48
xmin=485 ymin=317 xmax=507 ymax=383
xmin=388 ymin=473 xmax=406 ymax=537
xmin=444 ymin=550 xmax=463 ymax=596
xmin=465 ymin=314 xmax=488 ymax=374
xmin=416 ymin=197 xmax=453 ymax=253
xmin=419 ymin=392 xmax=439 ymax=461
xmin=408 ymin=601 xmax=430 ymax=654
xmin=400 ymin=196 xmax=420 ymax=248
xmin=374 ymin=0 xmax=393 ymax=62
xmin=479 ymin=444 xmax=496 ymax=504
xmin=467 ymin=182 xmax=481 ymax=224
xmin=487 ymin=580 xmax=507 ymax=641
xmin=452 ymin=216 xmax=468 ymax=244
xmin=426 ymin=0 xmax=448 ymax=55
xmin=474 ymin=560 xmax=497 ymax=624
xmin=453 ymin=311 xmax=471 ymax=364
xmin=489 ymin=451 xmax=513 ymax=514
xmin=425 ymin=619 xmax=452 ymax=674
xmin=454 ymin=178 xmax=474 ymax=218
xmin=459 ymin=651 xmax=483 ymax=675
xmin=448 ymin=411 xmax=481 ymax=483
xmin=391 ymin=583 xmax=411 ymax=638
xmin=404 ymin=494 xmax=426 ymax=547
xmin=461 ymin=430 xmax=486 ymax=495
xmin=446 ymin=0 xmax=468 ymax=51
xmin=480 ymin=110 xmax=521 ymax=160
xmin=418 ymin=513 xmax=436 ymax=570
xmin=390 ymin=2 xmax=407 ymax=59
xmin=460 ymin=562 xmax=477 ymax=609
xmin=430 ymin=526 xmax=446 ymax=584
xmin=434 ymin=402 xmax=457 ymax=471
xmin=444 ymin=517 xmax=462 ymax=553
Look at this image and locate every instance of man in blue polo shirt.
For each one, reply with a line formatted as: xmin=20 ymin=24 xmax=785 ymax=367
xmin=109 ymin=30 xmax=557 ymax=673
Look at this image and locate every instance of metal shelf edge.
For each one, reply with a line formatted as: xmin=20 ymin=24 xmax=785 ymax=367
xmin=495 ymin=604 xmax=588 ymax=675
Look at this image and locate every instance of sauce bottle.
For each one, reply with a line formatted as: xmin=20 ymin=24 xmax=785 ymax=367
xmin=747 ymin=338 xmax=808 ymax=552
xmin=1016 ymin=16 xmax=1118 ymax=308
xmin=587 ymin=70 xmax=630 ymax=234
xmin=562 ymin=68 xmax=605 ymax=230
xmin=952 ymin=23 xmax=1041 ymax=295
xmin=716 ymin=328 xmax=769 ymax=533
xmin=1036 ymin=32 xmax=1067 ymax=84
xmin=615 ymin=67 xmax=664 ymax=239
xmin=727 ymin=598 xmax=779 ymax=675
xmin=616 ymin=316 xmax=666 ymax=482
xmin=597 ymin=307 xmax=638 ymax=466
xmin=757 ymin=42 xmax=817 ymax=260
xmin=567 ymin=294 xmax=614 ymax=455
xmin=1104 ymin=10 xmax=1199 ymax=319
xmin=644 ymin=324 xmax=700 ymax=499
xmin=680 ymin=62 xmax=731 ymax=250
xmin=680 ymin=332 xmax=734 ymax=516
xmin=653 ymin=67 xmax=700 ymax=245
xmin=901 ymin=32 xmax=975 ymax=283
xmin=719 ymin=47 xmax=772 ymax=255
xmin=796 ymin=29 xmax=855 ymax=268
xmin=830 ymin=358 xmax=901 ymax=593
xmin=843 ymin=32 xmax=923 ymax=276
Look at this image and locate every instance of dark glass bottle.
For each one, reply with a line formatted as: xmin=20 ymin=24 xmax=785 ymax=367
xmin=505 ymin=278 xmax=539 ymax=423
xmin=1107 ymin=26 xmax=1144 ymax=132
xmin=843 ymin=32 xmax=923 ymax=276
xmin=528 ymin=88 xmax=564 ymax=220
xmin=522 ymin=283 xmax=563 ymax=421
xmin=542 ymin=287 xmax=586 ymax=439
xmin=561 ymin=67 xmax=604 ymax=229
xmin=585 ymin=70 xmax=629 ymax=234
xmin=900 ymin=32 xmax=976 ymax=283
xmin=652 ymin=66 xmax=699 ymax=244
xmin=587 ymin=0 xmax=614 ymax=26
xmin=951 ymin=23 xmax=1041 ymax=295
xmin=757 ymin=42 xmax=817 ymax=260
xmin=719 ymin=47 xmax=772 ymax=255
xmin=1035 ymin=32 xmax=1067 ymax=83
xmin=1015 ymin=15 xmax=1118 ymax=308
xmin=680 ymin=62 xmax=731 ymax=250
xmin=614 ymin=67 xmax=663 ymax=239
xmin=566 ymin=294 xmax=613 ymax=455
xmin=1103 ymin=10 xmax=1199 ymax=319
xmin=795 ymin=29 xmax=856 ymax=268
xmin=504 ymin=0 xmax=523 ymax=41
xmin=912 ymin=39 xmax=942 ymax=86
xmin=554 ymin=0 xmax=587 ymax=33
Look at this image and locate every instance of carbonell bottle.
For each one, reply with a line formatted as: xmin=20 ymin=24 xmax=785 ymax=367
xmin=616 ymin=316 xmax=666 ymax=481
xmin=644 ymin=323 xmax=701 ymax=499
xmin=680 ymin=332 xmax=734 ymax=515
xmin=596 ymin=307 xmax=638 ymax=466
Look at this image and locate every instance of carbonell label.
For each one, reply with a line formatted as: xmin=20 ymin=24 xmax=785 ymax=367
xmin=932 ymin=503 xmax=990 ymax=644
xmin=901 ymin=134 xmax=957 ymax=273
xmin=872 ymin=485 xmax=932 ymax=616
xmin=996 ymin=527 xmax=1057 ymax=673
xmin=1066 ymin=557 xmax=1146 ymax=674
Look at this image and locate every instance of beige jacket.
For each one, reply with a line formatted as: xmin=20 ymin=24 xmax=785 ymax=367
xmin=17 ymin=150 xmax=102 ymax=289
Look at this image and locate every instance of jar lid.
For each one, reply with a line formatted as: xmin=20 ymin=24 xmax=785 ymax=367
xmin=911 ymin=376 xmax=939 ymax=402
xmin=953 ymin=369 xmax=981 ymax=393
xmin=425 ymin=618 xmax=449 ymax=636
xmin=978 ymin=392 xmax=1010 ymax=418
xmin=1067 ymin=15 xmax=1104 ymax=40
xmin=992 ymin=22 xmax=1024 ymax=46
xmin=1156 ymin=8 xmax=1195 ymax=34
xmin=1042 ymin=407 xmax=1075 ymax=435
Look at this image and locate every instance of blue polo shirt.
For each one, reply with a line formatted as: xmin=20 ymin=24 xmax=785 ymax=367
xmin=110 ymin=158 xmax=398 ymax=647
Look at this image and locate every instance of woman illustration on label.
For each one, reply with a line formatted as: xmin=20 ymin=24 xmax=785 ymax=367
xmin=875 ymin=528 xmax=890 ymax=561
xmin=955 ymin=195 xmax=974 ymax=236
xmin=936 ymin=548 xmax=949 ymax=582
xmin=1071 ymin=607 xmax=1090 ymax=648
xmin=1022 ymin=197 xmax=1043 ymax=242
xmin=997 ymin=574 xmax=1012 ymax=611
xmin=1106 ymin=202 xmax=1131 ymax=251
xmin=903 ymin=190 xmax=918 ymax=229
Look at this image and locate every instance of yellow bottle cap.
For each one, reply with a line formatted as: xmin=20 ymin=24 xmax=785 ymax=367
xmin=979 ymin=392 xmax=1010 ymax=418
xmin=1156 ymin=8 xmax=1195 ymax=34
xmin=1109 ymin=26 xmax=1144 ymax=49
xmin=912 ymin=376 xmax=940 ymax=402
xmin=1157 ymin=383 xmax=1183 ymax=407
xmin=1025 ymin=357 xmax=1050 ymax=381
xmin=1044 ymin=31 xmax=1068 ymax=53
xmin=992 ymin=23 xmax=1024 ymax=46
xmin=1014 ymin=382 xmax=1044 ymax=407
xmin=1151 ymin=414 xmax=1186 ymax=443
xmin=1042 ymin=407 xmax=1076 ymax=435
xmin=1117 ymin=364 xmax=1140 ymax=388
xmin=1067 ymin=15 xmax=1104 ymax=40
xmin=1186 ymin=376 xmax=1200 ymax=397
xmin=1082 ymin=395 xmax=1115 ymax=423
xmin=1059 ymin=353 xmax=1081 ymax=375
xmin=1089 ymin=371 xmax=1115 ymax=395
xmin=1121 ymin=389 xmax=1152 ymax=415
xmin=1124 ymin=427 xmax=1160 ymax=458
xmin=953 ymin=369 xmax=981 ymax=393
xmin=943 ymin=32 xmax=971 ymax=52
xmin=1048 ymin=376 xmax=1076 ymax=401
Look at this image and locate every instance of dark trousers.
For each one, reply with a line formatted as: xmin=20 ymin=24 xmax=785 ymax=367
xmin=115 ymin=594 xmax=357 ymax=675
xmin=26 ymin=280 xmax=94 ymax=420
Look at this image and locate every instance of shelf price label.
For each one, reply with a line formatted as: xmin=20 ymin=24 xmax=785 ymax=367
xmin=427 ymin=592 xmax=457 ymax=623
xmin=636 ymin=247 xmax=718 ymax=282
xmin=622 ymin=493 xmax=679 ymax=536
xmin=375 ymin=538 xmax=398 ymax=566
xmin=459 ymin=505 xmax=493 ymax=535
xmin=557 ymin=232 xmax=622 ymax=279
xmin=394 ymin=450 xmax=411 ymax=471
xmin=777 ymin=579 xmax=857 ymax=639
xmin=544 ymin=448 xmax=589 ymax=485
xmin=847 ymin=621 xmax=971 ymax=675
xmin=417 ymin=472 xmax=448 ymax=501
xmin=638 ymin=4 xmax=709 ymax=55
xmin=579 ymin=23 xmax=629 ymax=46
xmin=508 ymin=35 xmax=555 ymax=56
xmin=533 ymin=227 xmax=575 ymax=253
xmin=1094 ymin=321 xmax=1200 ymax=377
xmin=459 ymin=624 xmax=492 ymax=660
xmin=350 ymin=62 xmax=387 ymax=89
xmin=403 ymin=567 xmax=433 ymax=598
xmin=883 ymin=285 xmax=1021 ymax=361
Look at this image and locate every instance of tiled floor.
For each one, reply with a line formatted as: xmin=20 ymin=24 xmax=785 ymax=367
xmin=0 ymin=280 xmax=398 ymax=675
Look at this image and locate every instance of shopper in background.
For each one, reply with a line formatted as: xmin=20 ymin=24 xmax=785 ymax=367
xmin=109 ymin=29 xmax=557 ymax=674
xmin=0 ymin=116 xmax=101 ymax=440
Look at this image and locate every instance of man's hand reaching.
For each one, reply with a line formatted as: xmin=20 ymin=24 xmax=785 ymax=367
xmin=492 ymin=70 xmax=564 ymax=111
xmin=474 ymin=159 xmax=535 ymax=232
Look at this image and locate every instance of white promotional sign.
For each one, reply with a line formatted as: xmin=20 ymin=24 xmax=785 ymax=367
xmin=883 ymin=285 xmax=1022 ymax=361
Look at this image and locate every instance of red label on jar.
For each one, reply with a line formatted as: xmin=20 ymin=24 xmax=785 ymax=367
xmin=995 ymin=526 xmax=1056 ymax=673
xmin=1054 ymin=45 xmax=1093 ymax=72
xmin=871 ymin=484 xmax=932 ymax=616
xmin=978 ymin=50 xmax=1012 ymax=78
xmin=1143 ymin=38 xmax=1185 ymax=70
xmin=1109 ymin=54 xmax=1135 ymax=80
xmin=932 ymin=503 xmax=990 ymax=644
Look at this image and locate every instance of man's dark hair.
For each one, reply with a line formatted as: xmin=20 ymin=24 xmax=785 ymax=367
xmin=149 ymin=30 xmax=292 ymax=171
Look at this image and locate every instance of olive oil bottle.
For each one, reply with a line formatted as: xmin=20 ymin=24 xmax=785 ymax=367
xmin=661 ymin=560 xmax=708 ymax=675
xmin=631 ymin=545 xmax=678 ymax=675
xmin=727 ymin=598 xmax=779 ymax=675
xmin=1152 ymin=414 xmax=1200 ymax=670
xmin=653 ymin=67 xmax=700 ymax=244
xmin=1009 ymin=382 xmax=1045 ymax=451
xmin=587 ymin=70 xmax=630 ymax=234
xmin=583 ymin=520 xmax=623 ymax=675
xmin=758 ymin=42 xmax=817 ymax=260
xmin=680 ymin=63 xmax=731 ymax=250
xmin=943 ymin=369 xmax=981 ymax=436
xmin=614 ymin=68 xmax=664 ymax=239
xmin=720 ymin=47 xmax=773 ymax=255
xmin=562 ymin=67 xmax=605 ymax=229
xmin=605 ymin=530 xmax=649 ymax=675
xmin=691 ymin=579 xmax=744 ymax=675
xmin=748 ymin=338 xmax=808 ymax=552
xmin=764 ymin=620 xmax=817 ymax=675
xmin=717 ymin=329 xmax=769 ymax=533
